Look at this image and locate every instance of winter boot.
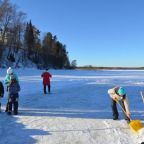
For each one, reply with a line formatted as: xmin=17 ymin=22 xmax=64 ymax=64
xmin=7 ymin=111 xmax=12 ymax=115
xmin=113 ymin=116 xmax=118 ymax=120
xmin=13 ymin=111 xmax=18 ymax=115
xmin=13 ymin=101 xmax=18 ymax=115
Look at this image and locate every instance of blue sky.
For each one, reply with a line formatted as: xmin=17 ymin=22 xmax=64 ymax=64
xmin=11 ymin=0 xmax=144 ymax=67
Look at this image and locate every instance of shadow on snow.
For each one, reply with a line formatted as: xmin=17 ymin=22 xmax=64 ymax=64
xmin=0 ymin=112 xmax=50 ymax=144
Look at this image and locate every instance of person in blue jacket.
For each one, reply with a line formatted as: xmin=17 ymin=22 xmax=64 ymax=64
xmin=7 ymin=74 xmax=20 ymax=115
xmin=4 ymin=67 xmax=19 ymax=112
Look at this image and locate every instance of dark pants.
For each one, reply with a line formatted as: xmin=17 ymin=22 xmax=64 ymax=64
xmin=5 ymin=102 xmax=8 ymax=112
xmin=111 ymin=99 xmax=130 ymax=121
xmin=43 ymin=85 xmax=50 ymax=94
xmin=7 ymin=93 xmax=19 ymax=114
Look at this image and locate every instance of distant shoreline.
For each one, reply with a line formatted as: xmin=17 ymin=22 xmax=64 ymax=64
xmin=76 ymin=66 xmax=144 ymax=70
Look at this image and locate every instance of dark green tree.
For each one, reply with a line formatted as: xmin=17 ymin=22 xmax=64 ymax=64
xmin=24 ymin=20 xmax=41 ymax=64
xmin=24 ymin=21 xmax=35 ymax=58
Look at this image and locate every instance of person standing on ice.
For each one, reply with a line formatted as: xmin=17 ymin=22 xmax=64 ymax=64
xmin=41 ymin=69 xmax=52 ymax=94
xmin=0 ymin=81 xmax=4 ymax=111
xmin=7 ymin=74 xmax=20 ymax=115
xmin=4 ymin=67 xmax=19 ymax=112
xmin=108 ymin=87 xmax=130 ymax=123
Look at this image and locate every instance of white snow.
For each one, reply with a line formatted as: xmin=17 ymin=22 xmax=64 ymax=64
xmin=0 ymin=69 xmax=144 ymax=144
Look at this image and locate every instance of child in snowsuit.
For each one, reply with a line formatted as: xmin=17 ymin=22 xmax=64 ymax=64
xmin=0 ymin=81 xmax=4 ymax=111
xmin=41 ymin=69 xmax=52 ymax=94
xmin=4 ymin=67 xmax=19 ymax=112
xmin=108 ymin=87 xmax=130 ymax=123
xmin=7 ymin=74 xmax=20 ymax=115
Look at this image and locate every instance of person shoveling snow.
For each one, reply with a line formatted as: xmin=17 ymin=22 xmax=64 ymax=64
xmin=108 ymin=87 xmax=130 ymax=123
xmin=108 ymin=86 xmax=144 ymax=133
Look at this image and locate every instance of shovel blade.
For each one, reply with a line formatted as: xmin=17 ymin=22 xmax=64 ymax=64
xmin=129 ymin=120 xmax=144 ymax=133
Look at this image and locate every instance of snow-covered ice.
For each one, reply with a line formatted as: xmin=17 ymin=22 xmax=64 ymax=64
xmin=0 ymin=69 xmax=144 ymax=144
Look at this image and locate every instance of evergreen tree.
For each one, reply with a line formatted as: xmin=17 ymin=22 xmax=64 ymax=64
xmin=71 ymin=60 xmax=77 ymax=69
xmin=24 ymin=20 xmax=41 ymax=64
xmin=41 ymin=33 xmax=70 ymax=69
xmin=24 ymin=21 xmax=35 ymax=58
xmin=41 ymin=32 xmax=53 ymax=67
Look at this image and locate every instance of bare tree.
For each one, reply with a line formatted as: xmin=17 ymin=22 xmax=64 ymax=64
xmin=7 ymin=10 xmax=26 ymax=53
xmin=0 ymin=0 xmax=26 ymax=64
xmin=0 ymin=0 xmax=14 ymax=58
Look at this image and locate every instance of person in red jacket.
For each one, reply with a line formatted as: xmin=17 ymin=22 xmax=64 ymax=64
xmin=41 ymin=69 xmax=52 ymax=94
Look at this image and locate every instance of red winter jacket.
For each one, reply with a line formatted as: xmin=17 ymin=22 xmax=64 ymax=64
xmin=41 ymin=72 xmax=52 ymax=85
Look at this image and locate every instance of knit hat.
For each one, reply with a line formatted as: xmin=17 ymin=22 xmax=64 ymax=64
xmin=7 ymin=67 xmax=13 ymax=75
xmin=117 ymin=87 xmax=125 ymax=96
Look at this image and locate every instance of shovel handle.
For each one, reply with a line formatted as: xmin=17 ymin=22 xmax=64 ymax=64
xmin=140 ymin=91 xmax=144 ymax=103
xmin=114 ymin=99 xmax=132 ymax=121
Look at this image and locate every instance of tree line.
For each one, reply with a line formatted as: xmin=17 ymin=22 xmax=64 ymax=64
xmin=0 ymin=0 xmax=76 ymax=69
